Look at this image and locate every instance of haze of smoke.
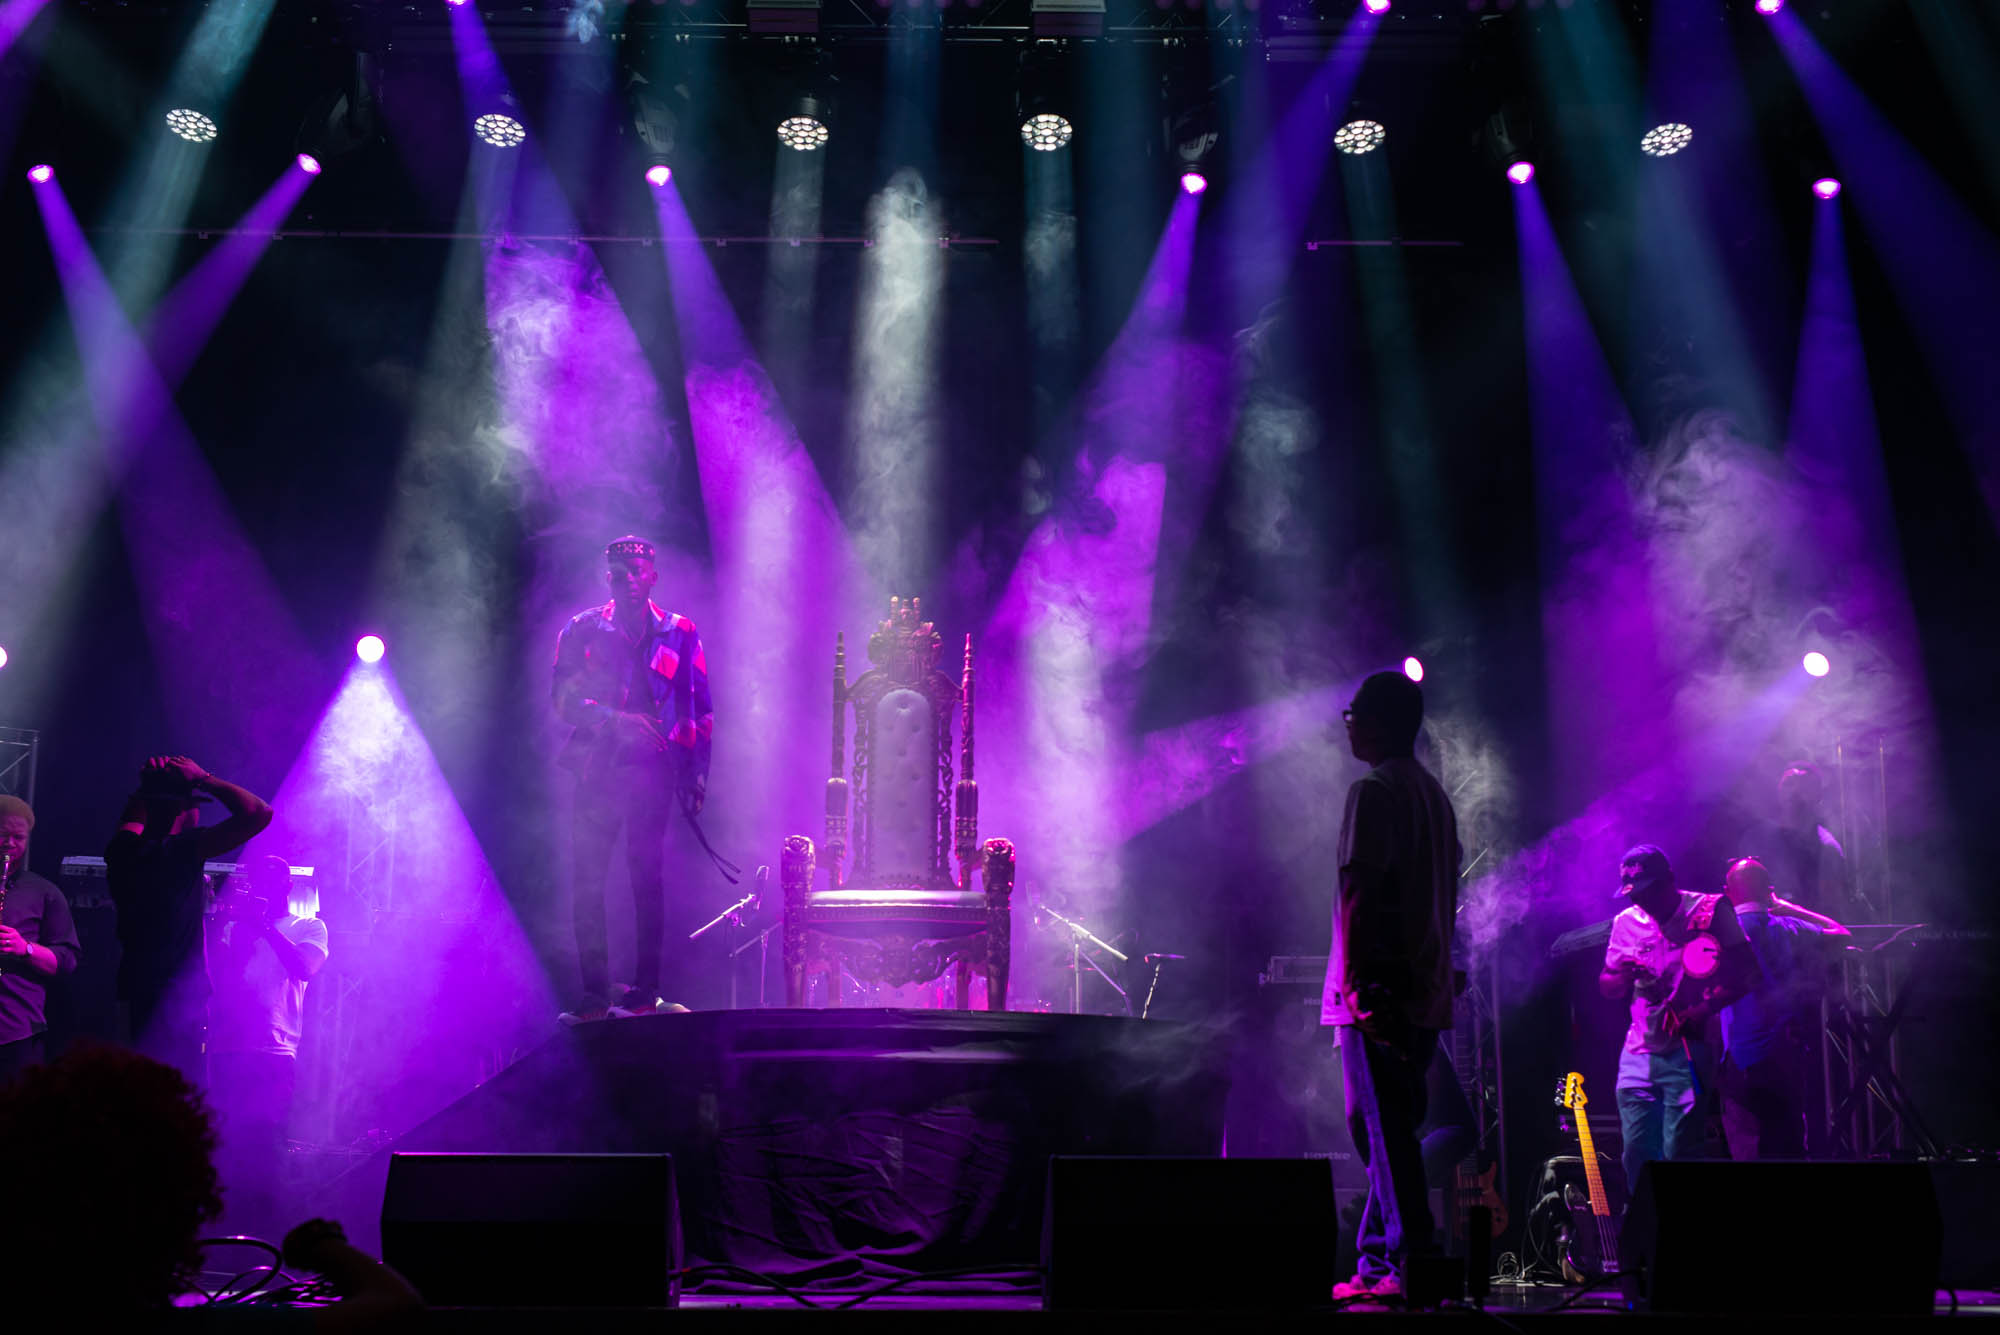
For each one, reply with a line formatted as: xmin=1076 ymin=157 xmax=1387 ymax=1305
xmin=1473 ymin=399 xmax=1944 ymax=989
xmin=1025 ymin=208 xmax=1079 ymax=357
xmin=848 ymin=169 xmax=943 ymax=591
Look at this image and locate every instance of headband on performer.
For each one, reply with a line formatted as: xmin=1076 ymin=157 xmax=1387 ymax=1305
xmin=605 ymin=535 xmax=656 ymax=563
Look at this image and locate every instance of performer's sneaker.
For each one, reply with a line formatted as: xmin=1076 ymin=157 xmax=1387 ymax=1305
xmin=558 ymin=997 xmax=610 ymax=1027
xmin=1331 ymin=1276 xmax=1375 ymax=1302
xmin=1332 ymin=1274 xmax=1400 ymax=1303
xmin=608 ymin=987 xmax=664 ymax=1017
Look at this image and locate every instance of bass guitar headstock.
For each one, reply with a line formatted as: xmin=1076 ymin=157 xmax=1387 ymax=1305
xmin=1555 ymin=1070 xmax=1588 ymax=1112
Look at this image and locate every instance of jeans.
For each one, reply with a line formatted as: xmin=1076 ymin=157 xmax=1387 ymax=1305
xmin=572 ymin=765 xmax=680 ymax=1002
xmin=1339 ymin=1025 xmax=1438 ymax=1282
xmin=1615 ymin=1049 xmax=1703 ymax=1200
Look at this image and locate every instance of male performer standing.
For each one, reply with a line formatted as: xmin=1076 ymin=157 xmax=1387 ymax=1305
xmin=104 ymin=756 xmax=274 ymax=1084
xmin=0 ymin=796 xmax=82 ymax=1081
xmin=209 ymin=854 xmax=328 ymax=1234
xmin=552 ymin=536 xmax=713 ymax=1024
xmin=1324 ymin=671 xmax=1461 ymax=1302
xmin=1717 ymin=856 xmax=1842 ymax=1160
xmin=1742 ymin=763 xmax=1856 ymax=917
xmin=1600 ymin=845 xmax=1758 ymax=1198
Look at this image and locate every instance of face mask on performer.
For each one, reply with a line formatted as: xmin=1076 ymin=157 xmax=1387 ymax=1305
xmin=1617 ymin=843 xmax=1678 ymax=918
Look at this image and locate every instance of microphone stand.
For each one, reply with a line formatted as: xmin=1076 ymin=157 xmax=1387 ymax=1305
xmin=1039 ymin=904 xmax=1128 ymax=1016
xmin=1140 ymin=953 xmax=1185 ymax=1020
xmin=690 ymin=867 xmax=769 ymax=1009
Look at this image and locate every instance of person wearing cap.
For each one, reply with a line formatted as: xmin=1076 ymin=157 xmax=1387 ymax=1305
xmin=1716 ymin=855 xmax=1845 ymax=1160
xmin=104 ymin=756 xmax=273 ymax=1085
xmin=0 ymin=795 xmax=82 ymax=1081
xmin=1599 ymin=845 xmax=1759 ymax=1199
xmin=551 ymin=536 xmax=713 ymax=1024
xmin=1323 ymin=670 xmax=1461 ymax=1303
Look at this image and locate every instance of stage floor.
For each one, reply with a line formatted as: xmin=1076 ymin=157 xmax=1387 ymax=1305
xmin=249 ymin=1285 xmax=1997 ymax=1330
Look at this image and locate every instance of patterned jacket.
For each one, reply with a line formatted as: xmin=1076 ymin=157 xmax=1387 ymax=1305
xmin=552 ymin=600 xmax=713 ymax=787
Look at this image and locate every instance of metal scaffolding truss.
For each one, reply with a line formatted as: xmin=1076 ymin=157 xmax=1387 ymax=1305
xmin=0 ymin=727 xmax=37 ymax=805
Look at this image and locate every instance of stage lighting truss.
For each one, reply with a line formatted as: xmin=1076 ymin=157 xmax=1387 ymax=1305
xmin=1021 ymin=112 xmax=1073 ymax=152
xmin=166 ymin=108 xmax=219 ymax=143
xmin=1335 ymin=119 xmax=1386 ymax=155
xmin=1640 ymin=122 xmax=1693 ymax=158
xmin=474 ymin=112 xmax=527 ymax=148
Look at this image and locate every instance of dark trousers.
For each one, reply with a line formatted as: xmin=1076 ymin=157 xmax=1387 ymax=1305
xmin=1719 ymin=1046 xmax=1809 ymax=1160
xmin=572 ymin=766 xmax=679 ymax=1002
xmin=1420 ymin=1044 xmax=1479 ymax=1188
xmin=211 ymin=1050 xmax=298 ymax=1237
xmin=129 ymin=984 xmax=209 ymax=1090
xmin=1339 ymin=1025 xmax=1439 ymax=1282
xmin=0 ymin=1033 xmax=45 ymax=1083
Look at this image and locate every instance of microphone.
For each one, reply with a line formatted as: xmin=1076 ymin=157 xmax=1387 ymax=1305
xmin=1142 ymin=953 xmax=1186 ymax=964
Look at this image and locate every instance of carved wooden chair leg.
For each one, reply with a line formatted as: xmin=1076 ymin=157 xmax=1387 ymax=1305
xmin=953 ymin=959 xmax=972 ymax=1010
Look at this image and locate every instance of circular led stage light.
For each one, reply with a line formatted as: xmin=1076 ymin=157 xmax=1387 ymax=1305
xmin=1402 ymin=657 xmax=1424 ymax=683
xmin=0 ymin=646 xmax=9 ymax=670
xmin=645 ymin=164 xmax=672 ymax=187
xmin=296 ymin=153 xmax=322 ymax=175
xmin=1802 ymin=651 xmax=1830 ymax=678
xmin=1364 ymin=0 xmax=1391 ymax=11
xmin=27 ymin=164 xmax=52 ymax=183
xmin=1506 ymin=160 xmax=1535 ymax=185
xmin=166 ymin=109 xmax=219 ymax=143
xmin=1641 ymin=122 xmax=1693 ymax=158
xmin=777 ymin=115 xmax=830 ymax=152
xmin=1754 ymin=0 xmax=1783 ymax=13
xmin=474 ymin=113 xmax=526 ymax=148
xmin=1812 ymin=177 xmax=1842 ymax=200
xmin=1335 ymin=119 xmax=1387 ymax=155
xmin=356 ymin=635 xmax=386 ymax=664
xmin=1021 ymin=113 xmax=1073 ymax=152
xmin=1180 ymin=170 xmax=1208 ymax=195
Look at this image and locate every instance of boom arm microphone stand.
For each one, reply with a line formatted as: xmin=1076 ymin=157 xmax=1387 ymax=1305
xmin=1140 ymin=953 xmax=1185 ymax=1019
xmin=1039 ymin=904 xmax=1129 ymax=1015
xmin=690 ymin=866 xmax=770 ymax=1009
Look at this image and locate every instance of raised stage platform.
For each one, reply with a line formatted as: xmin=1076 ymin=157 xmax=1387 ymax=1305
xmin=316 ymin=1008 xmax=1234 ymax=1284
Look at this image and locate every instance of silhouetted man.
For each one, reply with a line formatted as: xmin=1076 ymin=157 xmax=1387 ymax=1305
xmin=105 ymin=756 xmax=273 ymax=1085
xmin=552 ymin=536 xmax=713 ymax=1024
xmin=1742 ymin=763 xmax=1857 ymax=917
xmin=1717 ymin=855 xmax=1842 ymax=1160
xmin=1323 ymin=671 xmax=1461 ymax=1302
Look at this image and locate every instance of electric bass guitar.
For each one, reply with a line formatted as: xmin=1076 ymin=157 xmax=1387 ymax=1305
xmin=1554 ymin=1072 xmax=1620 ymax=1282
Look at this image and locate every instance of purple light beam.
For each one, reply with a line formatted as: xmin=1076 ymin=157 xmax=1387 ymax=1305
xmin=1770 ymin=9 xmax=2000 ymax=524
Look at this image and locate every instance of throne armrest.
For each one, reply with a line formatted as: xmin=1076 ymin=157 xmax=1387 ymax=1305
xmin=782 ymin=835 xmax=815 ymax=1005
xmin=982 ymin=838 xmax=1014 ymax=1012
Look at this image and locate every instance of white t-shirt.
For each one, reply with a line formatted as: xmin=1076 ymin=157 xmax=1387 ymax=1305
xmin=210 ymin=916 xmax=329 ymax=1058
xmin=1604 ymin=890 xmax=1746 ymax=1087
xmin=1320 ymin=755 xmax=1461 ymax=1030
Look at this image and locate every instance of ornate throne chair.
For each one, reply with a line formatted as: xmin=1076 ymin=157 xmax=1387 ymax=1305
xmin=782 ymin=597 xmax=1013 ymax=1010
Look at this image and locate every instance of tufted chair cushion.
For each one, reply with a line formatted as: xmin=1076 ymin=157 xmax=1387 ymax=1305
xmin=869 ymin=687 xmax=934 ymax=879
